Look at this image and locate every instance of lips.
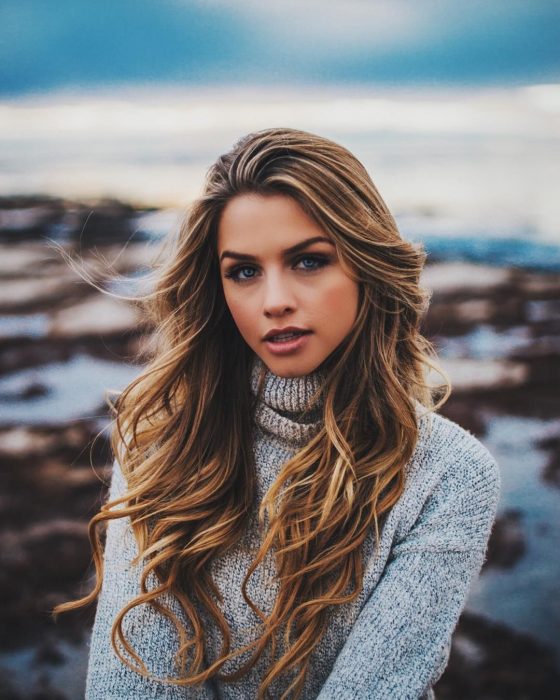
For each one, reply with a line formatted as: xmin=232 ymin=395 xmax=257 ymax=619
xmin=263 ymin=327 xmax=311 ymax=341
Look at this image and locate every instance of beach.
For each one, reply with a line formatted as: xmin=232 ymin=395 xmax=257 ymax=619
xmin=0 ymin=194 xmax=558 ymax=698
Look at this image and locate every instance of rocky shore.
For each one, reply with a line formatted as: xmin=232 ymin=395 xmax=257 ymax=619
xmin=0 ymin=195 xmax=559 ymax=699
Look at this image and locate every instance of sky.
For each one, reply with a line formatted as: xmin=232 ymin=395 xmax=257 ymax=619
xmin=1 ymin=0 xmax=559 ymax=96
xmin=0 ymin=1 xmax=558 ymax=249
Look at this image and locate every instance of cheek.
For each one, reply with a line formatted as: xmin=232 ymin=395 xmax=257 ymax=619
xmin=319 ymin=279 xmax=359 ymax=327
xmin=224 ymin=290 xmax=255 ymax=335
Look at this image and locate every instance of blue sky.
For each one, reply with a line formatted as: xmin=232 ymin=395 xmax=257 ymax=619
xmin=1 ymin=0 xmax=559 ymax=95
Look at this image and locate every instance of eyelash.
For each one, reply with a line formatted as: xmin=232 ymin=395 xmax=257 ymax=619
xmin=224 ymin=254 xmax=331 ymax=284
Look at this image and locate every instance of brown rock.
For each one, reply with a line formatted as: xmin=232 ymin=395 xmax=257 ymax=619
xmin=484 ymin=509 xmax=526 ymax=570
xmin=536 ymin=426 xmax=560 ymax=488
xmin=436 ymin=611 xmax=560 ymax=699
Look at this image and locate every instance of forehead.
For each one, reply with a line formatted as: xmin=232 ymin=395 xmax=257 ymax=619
xmin=217 ymin=193 xmax=330 ymax=250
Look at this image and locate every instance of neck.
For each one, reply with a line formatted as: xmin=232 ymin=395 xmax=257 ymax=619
xmin=250 ymin=355 xmax=325 ymax=448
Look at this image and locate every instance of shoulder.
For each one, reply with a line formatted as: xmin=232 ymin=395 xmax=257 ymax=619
xmin=417 ymin=406 xmax=499 ymax=473
xmin=408 ymin=407 xmax=501 ymax=509
xmin=388 ymin=408 xmax=502 ymax=550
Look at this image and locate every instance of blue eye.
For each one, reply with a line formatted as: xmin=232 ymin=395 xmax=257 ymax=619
xmin=236 ymin=267 xmax=255 ymax=279
xmin=223 ymin=265 xmax=256 ymax=283
xmin=299 ymin=255 xmax=325 ymax=270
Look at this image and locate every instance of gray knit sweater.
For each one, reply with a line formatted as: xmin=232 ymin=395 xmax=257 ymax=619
xmin=86 ymin=356 xmax=501 ymax=699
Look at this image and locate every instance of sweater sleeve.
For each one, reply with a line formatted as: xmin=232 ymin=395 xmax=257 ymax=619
xmin=85 ymin=459 xmax=218 ymax=700
xmin=315 ymin=429 xmax=501 ymax=700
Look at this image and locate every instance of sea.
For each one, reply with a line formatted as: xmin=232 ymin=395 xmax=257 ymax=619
xmin=1 ymin=82 xmax=559 ymax=270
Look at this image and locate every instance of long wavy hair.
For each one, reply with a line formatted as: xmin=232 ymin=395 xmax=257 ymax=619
xmin=54 ymin=126 xmax=450 ymax=699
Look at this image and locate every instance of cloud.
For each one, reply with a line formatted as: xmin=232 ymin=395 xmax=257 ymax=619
xmin=2 ymin=0 xmax=559 ymax=94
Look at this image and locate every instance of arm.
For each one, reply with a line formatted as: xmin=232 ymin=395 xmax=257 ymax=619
xmin=316 ymin=429 xmax=501 ymax=700
xmin=85 ymin=459 xmax=218 ymax=700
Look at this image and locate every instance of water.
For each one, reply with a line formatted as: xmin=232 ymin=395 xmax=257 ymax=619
xmin=0 ymin=638 xmax=89 ymax=699
xmin=0 ymin=353 xmax=141 ymax=424
xmin=437 ymin=324 xmax=560 ymax=360
xmin=410 ymin=230 xmax=560 ymax=273
xmin=0 ymin=312 xmax=49 ymax=339
xmin=466 ymin=413 xmax=560 ymax=663
xmin=1 ymin=83 xmax=559 ymax=270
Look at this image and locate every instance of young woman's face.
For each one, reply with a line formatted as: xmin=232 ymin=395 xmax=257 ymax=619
xmin=217 ymin=193 xmax=359 ymax=377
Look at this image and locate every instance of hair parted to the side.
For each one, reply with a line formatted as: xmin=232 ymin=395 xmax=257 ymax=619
xmin=53 ymin=126 xmax=451 ymax=699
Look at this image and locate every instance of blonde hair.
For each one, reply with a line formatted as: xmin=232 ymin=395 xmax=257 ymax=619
xmin=54 ymin=127 xmax=450 ymax=699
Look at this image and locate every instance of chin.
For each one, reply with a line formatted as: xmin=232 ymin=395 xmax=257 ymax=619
xmin=263 ymin=357 xmax=323 ymax=378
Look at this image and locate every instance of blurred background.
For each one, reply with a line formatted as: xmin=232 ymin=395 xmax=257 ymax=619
xmin=0 ymin=1 xmax=559 ymax=698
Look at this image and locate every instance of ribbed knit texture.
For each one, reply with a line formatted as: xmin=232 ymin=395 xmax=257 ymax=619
xmin=85 ymin=355 xmax=501 ymax=699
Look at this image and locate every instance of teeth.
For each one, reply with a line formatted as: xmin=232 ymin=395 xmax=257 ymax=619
xmin=270 ymin=332 xmax=303 ymax=341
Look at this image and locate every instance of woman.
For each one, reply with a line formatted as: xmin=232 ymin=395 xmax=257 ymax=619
xmin=55 ymin=127 xmax=501 ymax=699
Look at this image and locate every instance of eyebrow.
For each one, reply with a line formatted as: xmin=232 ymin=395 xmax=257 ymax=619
xmin=219 ymin=236 xmax=335 ymax=264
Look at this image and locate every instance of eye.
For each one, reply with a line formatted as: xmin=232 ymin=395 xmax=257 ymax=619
xmin=223 ymin=264 xmax=257 ymax=283
xmin=296 ymin=254 xmax=330 ymax=271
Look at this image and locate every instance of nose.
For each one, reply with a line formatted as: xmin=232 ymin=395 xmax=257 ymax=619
xmin=263 ymin=270 xmax=297 ymax=317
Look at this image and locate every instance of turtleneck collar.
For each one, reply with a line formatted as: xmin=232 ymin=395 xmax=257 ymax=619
xmin=249 ymin=355 xmax=325 ymax=449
